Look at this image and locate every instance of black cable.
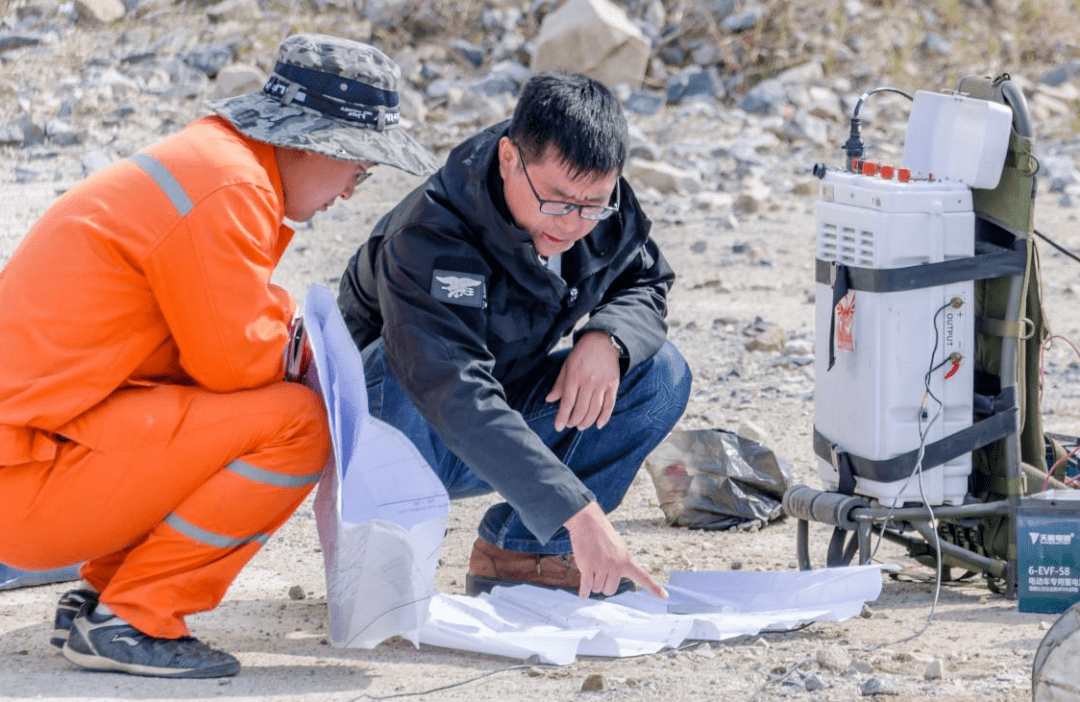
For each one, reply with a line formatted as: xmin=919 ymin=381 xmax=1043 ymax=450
xmin=844 ymin=87 xmax=916 ymax=165
xmin=1034 ymin=227 xmax=1080 ymax=266
xmin=921 ymin=302 xmax=952 ymax=408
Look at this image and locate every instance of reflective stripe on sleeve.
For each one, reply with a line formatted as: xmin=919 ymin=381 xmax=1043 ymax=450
xmin=225 ymin=459 xmax=323 ymax=488
xmin=129 ymin=153 xmax=194 ymax=216
xmin=164 ymin=513 xmax=270 ymax=549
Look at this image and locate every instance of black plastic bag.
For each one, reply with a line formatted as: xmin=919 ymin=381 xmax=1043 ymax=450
xmin=643 ymin=429 xmax=791 ymax=531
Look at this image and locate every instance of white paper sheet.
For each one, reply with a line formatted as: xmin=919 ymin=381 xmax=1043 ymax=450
xmin=419 ymin=565 xmax=886 ymax=665
xmin=301 ymin=284 xmax=884 ymax=664
xmin=306 ymin=284 xmax=450 ymax=648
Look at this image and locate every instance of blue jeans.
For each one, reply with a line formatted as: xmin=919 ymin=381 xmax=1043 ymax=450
xmin=362 ymin=339 xmax=692 ymax=554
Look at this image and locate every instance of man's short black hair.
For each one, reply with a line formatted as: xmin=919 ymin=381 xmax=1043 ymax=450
xmin=508 ymin=72 xmax=628 ymax=179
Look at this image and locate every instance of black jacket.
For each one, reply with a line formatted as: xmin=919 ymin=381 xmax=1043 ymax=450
xmin=338 ymin=121 xmax=674 ymax=543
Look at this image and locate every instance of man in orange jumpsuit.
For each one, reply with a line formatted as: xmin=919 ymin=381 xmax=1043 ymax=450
xmin=0 ymin=33 xmax=436 ymax=678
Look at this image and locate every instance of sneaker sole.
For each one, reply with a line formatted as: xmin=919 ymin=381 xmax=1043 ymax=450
xmin=61 ymin=642 xmax=240 ymax=679
xmin=465 ymin=573 xmax=636 ymax=598
xmin=63 ymin=623 xmax=239 ymax=679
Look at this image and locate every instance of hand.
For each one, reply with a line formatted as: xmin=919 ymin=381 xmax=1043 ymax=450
xmin=546 ymin=331 xmax=620 ymax=431
xmin=564 ymin=502 xmax=667 ymax=599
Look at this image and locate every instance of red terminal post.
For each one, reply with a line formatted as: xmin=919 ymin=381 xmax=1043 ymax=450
xmin=880 ymin=164 xmax=895 ymax=180
xmin=861 ymin=161 xmax=878 ymax=176
xmin=897 ymin=168 xmax=911 ymax=182
xmin=850 ymin=157 xmax=860 ymax=172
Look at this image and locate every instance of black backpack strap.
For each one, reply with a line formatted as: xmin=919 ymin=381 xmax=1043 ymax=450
xmin=815 ymin=386 xmax=1019 ymax=493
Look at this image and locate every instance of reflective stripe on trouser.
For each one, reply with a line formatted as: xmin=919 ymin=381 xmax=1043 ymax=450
xmin=0 ymin=382 xmax=329 ymax=638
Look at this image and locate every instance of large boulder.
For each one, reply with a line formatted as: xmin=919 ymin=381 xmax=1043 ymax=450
xmin=530 ymin=0 xmax=649 ymax=89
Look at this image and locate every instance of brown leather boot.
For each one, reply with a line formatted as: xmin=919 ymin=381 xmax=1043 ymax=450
xmin=465 ymin=537 xmax=635 ymax=598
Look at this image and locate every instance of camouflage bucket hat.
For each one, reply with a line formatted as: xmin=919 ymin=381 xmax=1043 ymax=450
xmin=207 ymin=34 xmax=438 ymax=176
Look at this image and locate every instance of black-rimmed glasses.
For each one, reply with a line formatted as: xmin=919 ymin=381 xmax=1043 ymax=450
xmin=516 ymin=146 xmax=619 ymax=220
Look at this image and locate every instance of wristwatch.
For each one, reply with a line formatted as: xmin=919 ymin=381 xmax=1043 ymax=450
xmin=608 ymin=333 xmax=627 ymax=357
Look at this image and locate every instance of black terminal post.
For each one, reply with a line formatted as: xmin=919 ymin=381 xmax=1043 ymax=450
xmin=842 ymin=87 xmax=914 ymax=172
xmin=843 ymin=115 xmax=864 ymax=169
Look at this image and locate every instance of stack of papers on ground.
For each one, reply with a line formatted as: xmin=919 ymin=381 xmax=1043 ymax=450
xmin=419 ymin=565 xmax=886 ymax=664
xmin=301 ymin=283 xmax=885 ymax=663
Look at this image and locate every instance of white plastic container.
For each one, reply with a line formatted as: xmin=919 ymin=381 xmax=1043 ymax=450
xmin=815 ymin=169 xmax=975 ymax=507
xmin=902 ymin=90 xmax=1013 ymax=189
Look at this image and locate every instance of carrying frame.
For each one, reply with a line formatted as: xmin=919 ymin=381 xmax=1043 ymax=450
xmin=783 ymin=74 xmax=1058 ymax=598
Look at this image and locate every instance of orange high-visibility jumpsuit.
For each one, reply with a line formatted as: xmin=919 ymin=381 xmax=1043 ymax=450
xmin=0 ymin=116 xmax=331 ymax=639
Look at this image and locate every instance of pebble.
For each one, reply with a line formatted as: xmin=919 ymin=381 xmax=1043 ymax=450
xmin=816 ymin=643 xmax=852 ymax=672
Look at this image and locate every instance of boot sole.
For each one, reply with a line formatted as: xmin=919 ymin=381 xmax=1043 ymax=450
xmin=465 ymin=573 xmax=635 ymax=598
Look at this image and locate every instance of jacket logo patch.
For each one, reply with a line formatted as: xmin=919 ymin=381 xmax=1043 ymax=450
xmin=432 ymin=269 xmax=485 ymax=308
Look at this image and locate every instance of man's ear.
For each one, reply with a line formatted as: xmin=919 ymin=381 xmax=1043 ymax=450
xmin=496 ymin=136 xmax=516 ymax=179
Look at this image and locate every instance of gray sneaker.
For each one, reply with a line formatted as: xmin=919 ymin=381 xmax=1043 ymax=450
xmin=50 ymin=588 xmax=99 ymax=649
xmin=62 ymin=603 xmax=239 ymax=678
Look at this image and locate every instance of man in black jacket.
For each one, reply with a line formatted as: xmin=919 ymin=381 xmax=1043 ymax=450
xmin=338 ymin=73 xmax=691 ymax=599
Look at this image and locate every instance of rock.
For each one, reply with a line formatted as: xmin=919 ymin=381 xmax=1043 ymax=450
xmin=288 ymin=585 xmax=306 ymax=600
xmin=210 ymin=64 xmax=264 ymax=99
xmin=721 ymin=7 xmax=765 ymax=32
xmin=806 ymin=86 xmax=845 ymax=122
xmin=0 ymin=32 xmax=43 ymax=53
xmin=624 ymin=90 xmax=665 ymax=116
xmin=531 ymin=0 xmax=650 ymax=89
xmin=924 ymin=658 xmax=945 ymax=680
xmin=581 ymin=673 xmax=605 ymax=691
xmin=690 ymin=192 xmax=735 ymax=211
xmin=783 ymin=109 xmax=831 ymax=146
xmin=1039 ymin=59 xmax=1080 ymax=86
xmin=860 ymin=675 xmax=899 ymax=695
xmin=666 ymin=65 xmax=726 ymax=104
xmin=204 ymin=0 xmax=262 ymax=23
xmin=449 ymin=38 xmax=485 ymax=68
xmin=73 ymin=0 xmax=125 ymax=25
xmin=469 ymin=60 xmax=530 ymax=97
xmin=181 ymin=43 xmax=236 ymax=78
xmin=45 ymin=120 xmax=86 ymax=147
xmin=14 ymin=166 xmax=42 ymax=183
xmin=817 ymin=643 xmax=852 ymax=672
xmin=0 ymin=122 xmax=24 ymax=146
xmin=15 ymin=115 xmax=44 ymax=146
xmin=625 ymin=159 xmax=701 ymax=195
xmin=734 ymin=178 xmax=772 ymax=214
xmin=921 ymin=32 xmax=951 ymax=57
xmin=848 ymin=659 xmax=873 ymax=675
xmin=364 ymin=0 xmax=416 ymax=30
xmin=81 ymin=150 xmax=112 ymax=175
xmin=777 ymin=61 xmax=824 ymax=86
xmin=736 ymin=419 xmax=769 ymax=443
xmin=740 ymin=78 xmax=787 ymax=115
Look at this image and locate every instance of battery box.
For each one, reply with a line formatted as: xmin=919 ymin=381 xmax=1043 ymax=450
xmin=1017 ymin=491 xmax=1080 ymax=613
xmin=814 ymin=169 xmax=975 ymax=507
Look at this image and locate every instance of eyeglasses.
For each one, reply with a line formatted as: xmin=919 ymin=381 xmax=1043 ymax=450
xmin=515 ymin=146 xmax=619 ymax=220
